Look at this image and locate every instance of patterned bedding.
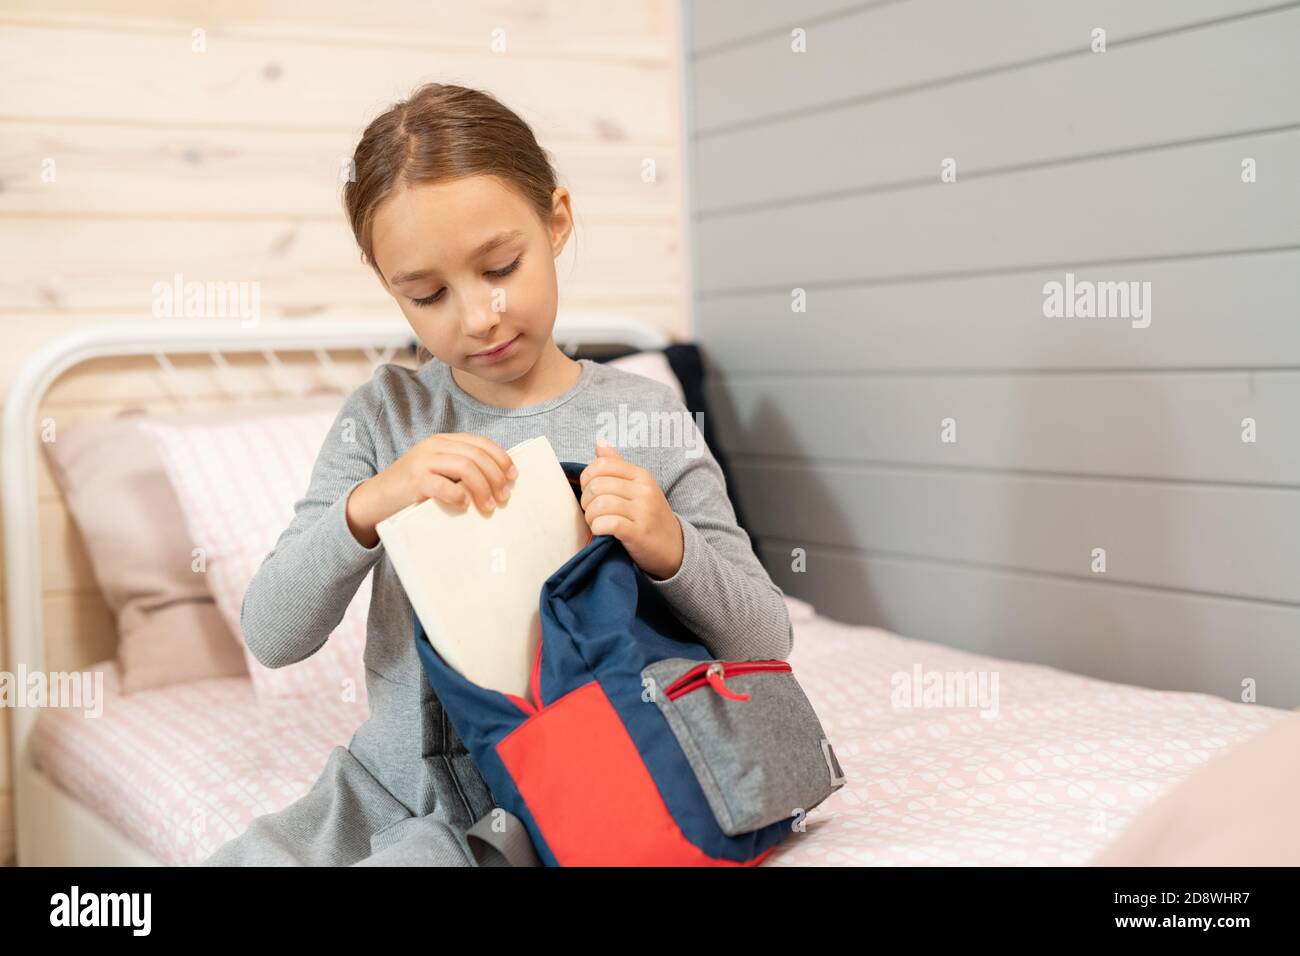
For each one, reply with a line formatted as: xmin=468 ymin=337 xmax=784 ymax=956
xmin=30 ymin=596 xmax=1287 ymax=866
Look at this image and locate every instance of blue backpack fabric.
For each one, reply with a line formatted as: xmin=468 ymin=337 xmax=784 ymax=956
xmin=414 ymin=460 xmax=844 ymax=866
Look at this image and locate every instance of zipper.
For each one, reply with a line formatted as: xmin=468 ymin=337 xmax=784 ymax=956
xmin=664 ymin=660 xmax=791 ymax=702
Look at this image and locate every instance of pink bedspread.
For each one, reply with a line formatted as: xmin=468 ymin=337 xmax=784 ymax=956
xmin=30 ymin=597 xmax=1288 ymax=866
xmin=767 ymin=599 xmax=1288 ymax=865
xmin=31 ymin=667 xmax=369 ymax=865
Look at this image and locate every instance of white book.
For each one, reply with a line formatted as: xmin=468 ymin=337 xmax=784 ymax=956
xmin=377 ymin=435 xmax=590 ymax=703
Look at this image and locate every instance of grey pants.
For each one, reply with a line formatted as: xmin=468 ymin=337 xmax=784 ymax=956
xmin=200 ymin=745 xmax=480 ymax=867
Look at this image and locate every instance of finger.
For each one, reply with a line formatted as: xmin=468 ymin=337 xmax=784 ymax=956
xmin=588 ymin=511 xmax=631 ymax=538
xmin=431 ymin=440 xmax=511 ymax=505
xmin=579 ymin=475 xmax=638 ymax=510
xmin=580 ymin=454 xmax=640 ymax=490
xmin=424 ymin=433 xmax=515 ymax=498
xmin=424 ymin=453 xmax=497 ymax=513
xmin=435 ymin=437 xmax=513 ymax=503
xmin=445 ymin=433 xmax=519 ymax=481
xmin=584 ymin=495 xmax=635 ymax=536
xmin=417 ymin=473 xmax=469 ymax=510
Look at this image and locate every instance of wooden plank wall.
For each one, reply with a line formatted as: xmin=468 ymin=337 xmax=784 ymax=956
xmin=0 ymin=0 xmax=689 ymax=865
xmin=684 ymin=0 xmax=1300 ymax=706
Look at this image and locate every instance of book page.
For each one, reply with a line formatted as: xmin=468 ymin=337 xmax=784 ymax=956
xmin=377 ymin=435 xmax=590 ymax=702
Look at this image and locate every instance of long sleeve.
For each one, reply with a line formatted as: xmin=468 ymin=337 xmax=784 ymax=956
xmin=645 ymin=418 xmax=793 ymax=663
xmin=240 ymin=379 xmax=387 ymax=668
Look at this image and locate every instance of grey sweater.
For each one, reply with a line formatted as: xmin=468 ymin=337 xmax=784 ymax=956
xmin=238 ymin=355 xmax=793 ymax=827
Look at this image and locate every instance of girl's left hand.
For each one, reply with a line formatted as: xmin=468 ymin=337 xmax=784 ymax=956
xmin=578 ymin=438 xmax=684 ymax=581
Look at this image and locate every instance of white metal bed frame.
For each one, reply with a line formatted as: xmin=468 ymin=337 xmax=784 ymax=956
xmin=2 ymin=314 xmax=669 ymax=866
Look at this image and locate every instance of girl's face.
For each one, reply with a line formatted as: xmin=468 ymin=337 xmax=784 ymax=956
xmin=369 ymin=174 xmax=573 ymax=385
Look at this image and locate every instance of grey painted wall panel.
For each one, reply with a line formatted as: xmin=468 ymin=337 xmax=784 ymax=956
xmin=692 ymin=0 xmax=1290 ymax=131
xmin=698 ymin=251 xmax=1300 ymax=372
xmin=735 ymin=461 xmax=1300 ymax=603
xmin=760 ymin=543 xmax=1300 ymax=707
xmin=689 ymin=0 xmax=870 ymax=52
xmin=707 ymin=372 xmax=1300 ymax=483
xmin=702 ymin=252 xmax=1300 ymax=371
xmin=695 ymin=6 xmax=1300 ymax=212
xmin=696 ymin=129 xmax=1300 ymax=291
xmin=685 ymin=0 xmax=1300 ymax=700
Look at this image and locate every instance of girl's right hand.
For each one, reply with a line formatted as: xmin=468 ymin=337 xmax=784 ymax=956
xmin=345 ymin=433 xmax=517 ymax=547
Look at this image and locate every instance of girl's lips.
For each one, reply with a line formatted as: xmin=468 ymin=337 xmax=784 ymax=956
xmin=470 ymin=334 xmax=520 ymax=363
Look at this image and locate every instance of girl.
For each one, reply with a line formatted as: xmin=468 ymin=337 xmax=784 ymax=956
xmin=202 ymin=83 xmax=793 ymax=866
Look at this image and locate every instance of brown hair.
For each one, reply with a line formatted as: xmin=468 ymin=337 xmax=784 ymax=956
xmin=343 ymin=83 xmax=569 ymax=364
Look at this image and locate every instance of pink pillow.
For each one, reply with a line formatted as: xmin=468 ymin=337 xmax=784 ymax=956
xmin=42 ymin=395 xmax=344 ymax=693
xmin=606 ymin=351 xmax=685 ymax=400
xmin=139 ymin=412 xmax=370 ymax=704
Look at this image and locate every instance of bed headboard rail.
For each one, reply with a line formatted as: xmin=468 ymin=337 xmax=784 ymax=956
xmin=2 ymin=314 xmax=668 ymax=759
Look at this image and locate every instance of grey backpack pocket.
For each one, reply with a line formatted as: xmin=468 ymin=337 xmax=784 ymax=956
xmin=642 ymin=657 xmax=846 ymax=836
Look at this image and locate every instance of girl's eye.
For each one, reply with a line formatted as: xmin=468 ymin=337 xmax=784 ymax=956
xmin=487 ymin=254 xmax=523 ymax=279
xmin=409 ymin=255 xmax=523 ymax=308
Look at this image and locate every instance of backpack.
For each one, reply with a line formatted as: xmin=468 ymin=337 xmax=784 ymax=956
xmin=413 ymin=459 xmax=846 ymax=866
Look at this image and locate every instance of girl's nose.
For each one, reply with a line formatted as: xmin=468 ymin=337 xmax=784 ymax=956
xmin=460 ymin=298 xmax=501 ymax=338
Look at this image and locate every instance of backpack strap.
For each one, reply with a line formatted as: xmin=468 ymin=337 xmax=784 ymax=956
xmin=464 ymin=809 xmax=542 ymax=867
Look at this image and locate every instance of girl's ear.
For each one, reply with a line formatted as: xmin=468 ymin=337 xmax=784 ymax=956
xmin=548 ymin=187 xmax=574 ymax=257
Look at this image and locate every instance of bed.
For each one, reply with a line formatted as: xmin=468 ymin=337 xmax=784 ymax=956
xmin=3 ymin=317 xmax=1291 ymax=866
xmin=21 ymin=600 xmax=1289 ymax=867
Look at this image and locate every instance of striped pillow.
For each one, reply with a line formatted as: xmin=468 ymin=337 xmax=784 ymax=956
xmin=139 ymin=412 xmax=370 ymax=704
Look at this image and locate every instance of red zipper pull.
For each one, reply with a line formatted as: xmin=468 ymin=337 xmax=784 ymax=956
xmin=706 ymin=662 xmax=750 ymax=701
